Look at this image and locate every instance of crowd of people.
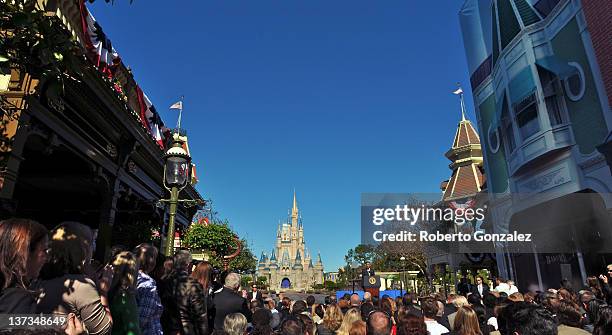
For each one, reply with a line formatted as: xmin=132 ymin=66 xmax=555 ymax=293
xmin=2 ymin=218 xmax=612 ymax=335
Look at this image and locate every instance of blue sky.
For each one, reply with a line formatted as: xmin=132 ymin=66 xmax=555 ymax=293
xmin=90 ymin=0 xmax=475 ymax=272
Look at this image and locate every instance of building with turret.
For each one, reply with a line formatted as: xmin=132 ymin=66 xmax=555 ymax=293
xmin=257 ymin=192 xmax=324 ymax=291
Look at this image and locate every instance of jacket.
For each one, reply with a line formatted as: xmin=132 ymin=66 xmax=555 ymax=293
xmin=212 ymin=287 xmax=252 ymax=330
xmin=159 ymin=271 xmax=209 ymax=335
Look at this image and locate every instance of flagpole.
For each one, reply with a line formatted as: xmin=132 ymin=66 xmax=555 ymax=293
xmin=175 ymin=96 xmax=184 ymax=135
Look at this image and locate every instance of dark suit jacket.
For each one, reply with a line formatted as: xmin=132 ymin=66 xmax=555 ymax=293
xmin=471 ymin=284 xmax=490 ymax=297
xmin=212 ymin=287 xmax=252 ymax=330
xmin=247 ymin=291 xmax=263 ymax=304
xmin=361 ymin=268 xmax=375 ymax=277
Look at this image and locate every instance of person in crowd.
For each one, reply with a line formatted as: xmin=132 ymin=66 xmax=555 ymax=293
xmin=279 ymin=296 xmax=292 ymax=324
xmin=363 ymin=292 xmax=372 ymax=304
xmin=248 ymin=284 xmax=264 ymax=305
xmin=0 ymin=218 xmax=49 ymax=314
xmin=457 ymin=278 xmax=472 ymax=297
xmin=586 ymin=276 xmax=604 ymax=301
xmin=401 ymin=293 xmax=421 ymax=316
xmin=381 ymin=297 xmax=397 ymax=327
xmin=251 ymin=299 xmax=264 ymax=314
xmin=444 ymin=294 xmax=457 ymax=317
xmin=36 ymin=221 xmax=113 ymax=335
xmin=493 ymin=278 xmax=510 ymax=295
xmin=582 ymin=293 xmax=603 ymax=332
xmin=133 ymin=243 xmax=163 ymax=335
xmin=191 ymin=260 xmax=214 ymax=331
xmin=553 ymin=300 xmax=589 ymax=335
xmin=598 ymin=264 xmax=612 ymax=304
xmin=317 ymin=303 xmax=343 ymax=335
xmin=498 ymin=302 xmax=557 ymax=335
xmin=292 ymin=300 xmax=309 ymax=316
xmin=224 ymin=313 xmax=247 ymax=335
xmin=212 ymin=272 xmax=252 ymax=330
xmin=312 ymin=303 xmax=325 ymax=324
xmin=306 ymin=295 xmax=316 ymax=312
xmin=252 ymin=307 xmax=274 ymax=335
xmin=159 ymin=250 xmax=208 ymax=335
xmin=296 ymin=313 xmax=315 ymax=335
xmin=396 ymin=312 xmax=427 ymax=335
xmin=108 ymin=251 xmax=141 ymax=335
xmin=421 ymin=297 xmax=449 ymax=335
xmin=557 ymin=288 xmax=576 ymax=304
xmin=506 ymin=280 xmax=518 ymax=295
xmin=350 ymin=293 xmax=362 ymax=309
xmin=447 ymin=295 xmax=468 ymax=331
xmin=466 ymin=293 xmax=481 ymax=308
xmin=592 ymin=305 xmax=612 ymax=335
xmin=280 ymin=316 xmax=306 ymax=335
xmin=360 ymin=302 xmax=376 ymax=322
xmin=472 ymin=303 xmax=493 ymax=335
xmin=339 ymin=298 xmax=350 ymax=314
xmin=435 ymin=298 xmax=451 ymax=330
xmin=366 ymin=311 xmax=391 ymax=335
xmin=338 ymin=308 xmax=362 ymax=335
xmin=265 ymin=297 xmax=281 ymax=329
xmin=523 ymin=292 xmax=536 ymax=304
xmin=451 ymin=306 xmax=481 ymax=335
xmin=482 ymin=293 xmax=497 ymax=330
xmin=349 ymin=320 xmax=366 ymax=335
xmin=472 ymin=276 xmax=489 ymax=297
xmin=330 ymin=295 xmax=338 ymax=305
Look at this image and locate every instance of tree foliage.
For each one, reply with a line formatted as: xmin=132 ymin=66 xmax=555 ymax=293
xmin=183 ymin=221 xmax=256 ymax=273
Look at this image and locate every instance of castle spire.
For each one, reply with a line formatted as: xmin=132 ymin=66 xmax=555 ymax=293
xmin=291 ymin=190 xmax=299 ymax=226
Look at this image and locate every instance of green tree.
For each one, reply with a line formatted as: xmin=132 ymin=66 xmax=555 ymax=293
xmin=183 ymin=221 xmax=256 ymax=273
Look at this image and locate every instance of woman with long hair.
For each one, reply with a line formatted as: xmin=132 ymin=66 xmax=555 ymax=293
xmin=452 ymin=306 xmax=482 ymax=335
xmin=191 ymin=261 xmax=213 ymax=293
xmin=191 ymin=261 xmax=214 ymax=331
xmin=317 ymin=303 xmax=343 ymax=335
xmin=349 ymin=320 xmax=366 ymax=335
xmin=36 ymin=221 xmax=112 ymax=334
xmin=0 ymin=218 xmax=49 ymax=313
xmin=337 ymin=308 xmax=361 ymax=335
xmin=109 ymin=251 xmax=141 ymax=335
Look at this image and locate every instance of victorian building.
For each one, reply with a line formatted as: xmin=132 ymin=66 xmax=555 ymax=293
xmin=0 ymin=0 xmax=203 ymax=259
xmin=257 ymin=192 xmax=324 ymax=291
xmin=459 ymin=0 xmax=612 ymax=290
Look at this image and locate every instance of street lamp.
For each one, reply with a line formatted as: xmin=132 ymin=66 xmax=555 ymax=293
xmin=160 ymin=136 xmax=194 ymax=256
xmin=400 ymin=256 xmax=406 ymax=296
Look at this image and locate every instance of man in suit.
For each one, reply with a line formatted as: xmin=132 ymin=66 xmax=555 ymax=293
xmin=472 ymin=275 xmax=490 ymax=297
xmin=212 ymin=272 xmax=252 ymax=330
xmin=361 ymin=262 xmax=375 ymax=277
xmin=247 ymin=284 xmax=264 ymax=305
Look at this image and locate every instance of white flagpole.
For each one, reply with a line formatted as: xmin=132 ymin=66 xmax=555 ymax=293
xmin=175 ymin=96 xmax=184 ymax=135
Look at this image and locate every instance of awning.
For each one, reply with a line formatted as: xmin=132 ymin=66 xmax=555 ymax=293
xmin=535 ymin=56 xmax=575 ymax=79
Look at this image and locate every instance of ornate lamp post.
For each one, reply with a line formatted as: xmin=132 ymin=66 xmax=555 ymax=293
xmin=160 ymin=136 xmax=193 ymax=256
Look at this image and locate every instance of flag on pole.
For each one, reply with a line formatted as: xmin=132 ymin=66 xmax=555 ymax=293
xmin=453 ymin=87 xmax=464 ymax=95
xmin=170 ymin=101 xmax=183 ymax=110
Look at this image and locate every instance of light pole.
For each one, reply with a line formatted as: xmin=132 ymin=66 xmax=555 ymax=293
xmin=400 ymin=256 xmax=406 ymax=295
xmin=160 ymin=136 xmax=198 ymax=256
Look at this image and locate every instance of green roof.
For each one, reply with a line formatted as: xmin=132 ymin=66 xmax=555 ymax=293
xmin=514 ymin=0 xmax=540 ymax=26
xmin=498 ymin=0 xmax=521 ymax=49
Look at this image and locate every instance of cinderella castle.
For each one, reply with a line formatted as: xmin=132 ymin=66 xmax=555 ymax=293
xmin=257 ymin=192 xmax=324 ymax=291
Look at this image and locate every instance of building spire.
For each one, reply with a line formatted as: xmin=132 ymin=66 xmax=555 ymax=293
xmin=291 ymin=189 xmax=299 ymax=226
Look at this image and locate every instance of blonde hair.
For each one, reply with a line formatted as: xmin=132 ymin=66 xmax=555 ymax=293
xmin=453 ymin=306 xmax=482 ymax=335
xmin=109 ymin=251 xmax=138 ymax=298
xmin=453 ymin=295 xmax=469 ymax=308
xmin=224 ymin=313 xmax=247 ymax=335
xmin=323 ymin=303 xmax=343 ymax=331
xmin=337 ymin=308 xmax=361 ymax=335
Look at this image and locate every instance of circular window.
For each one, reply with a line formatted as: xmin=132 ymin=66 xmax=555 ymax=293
xmin=564 ymin=62 xmax=585 ymax=101
xmin=487 ymin=124 xmax=500 ymax=154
